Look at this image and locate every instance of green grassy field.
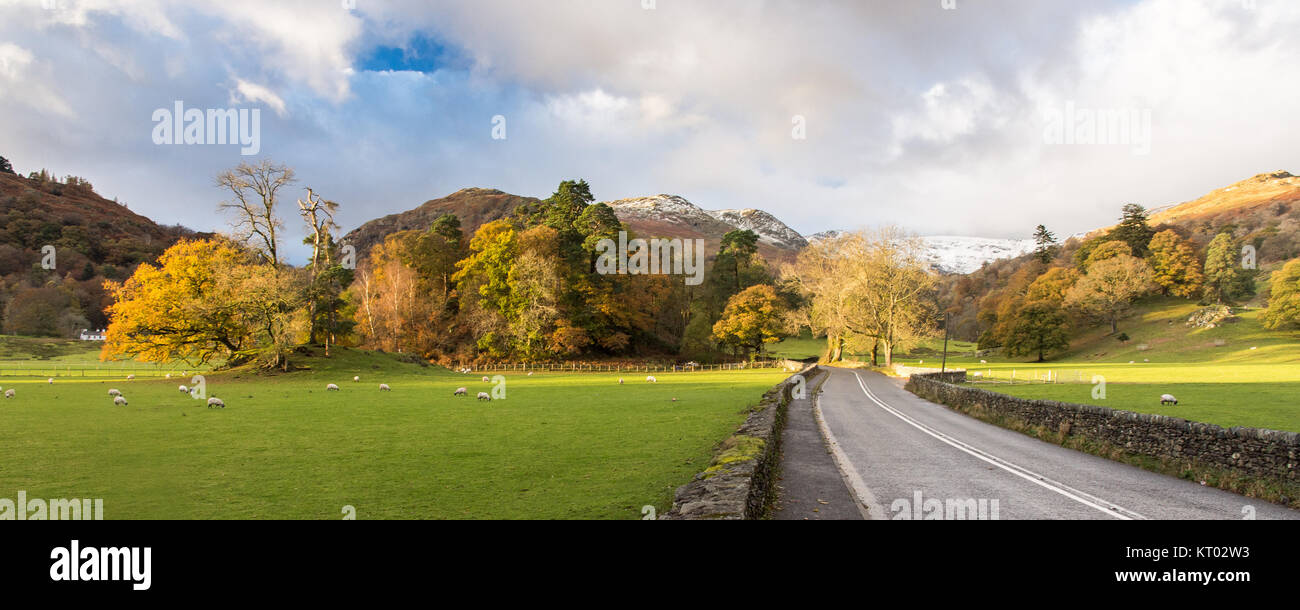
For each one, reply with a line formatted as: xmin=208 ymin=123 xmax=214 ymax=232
xmin=0 ymin=335 xmax=203 ymax=377
xmin=928 ymin=298 xmax=1300 ymax=432
xmin=0 ymin=348 xmax=788 ymax=519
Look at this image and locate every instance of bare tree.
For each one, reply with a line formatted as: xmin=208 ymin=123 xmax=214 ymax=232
xmin=216 ymin=160 xmax=295 ymax=265
xmin=297 ymin=187 xmax=340 ymax=271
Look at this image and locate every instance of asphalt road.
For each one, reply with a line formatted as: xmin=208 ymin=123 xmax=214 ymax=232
xmin=817 ymin=367 xmax=1300 ymax=520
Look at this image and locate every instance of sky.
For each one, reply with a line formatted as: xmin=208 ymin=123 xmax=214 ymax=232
xmin=1 ymin=0 xmax=1298 ymax=264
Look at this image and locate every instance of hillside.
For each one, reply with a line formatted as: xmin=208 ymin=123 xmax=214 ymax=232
xmin=0 ymin=171 xmax=189 ymax=270
xmin=343 ymin=189 xmax=808 ymax=265
xmin=341 ymin=188 xmax=541 ymax=259
xmin=0 ymin=168 xmax=196 ymax=333
xmin=1149 ymin=171 xmax=1299 ymax=226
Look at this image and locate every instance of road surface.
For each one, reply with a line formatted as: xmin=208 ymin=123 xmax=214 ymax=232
xmin=816 ymin=367 xmax=1300 ymax=520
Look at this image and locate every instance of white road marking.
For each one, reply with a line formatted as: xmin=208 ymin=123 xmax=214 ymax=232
xmin=852 ymin=372 xmax=1148 ymax=520
xmin=812 ymin=392 xmax=879 ymax=520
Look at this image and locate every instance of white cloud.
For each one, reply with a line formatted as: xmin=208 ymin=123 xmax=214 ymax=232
xmin=232 ymin=79 xmax=287 ymax=117
xmin=0 ymin=42 xmax=74 ymax=117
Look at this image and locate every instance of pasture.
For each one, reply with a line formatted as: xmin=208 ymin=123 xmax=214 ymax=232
xmin=0 ymin=348 xmax=789 ymax=519
xmin=894 ymin=299 xmax=1300 ymax=433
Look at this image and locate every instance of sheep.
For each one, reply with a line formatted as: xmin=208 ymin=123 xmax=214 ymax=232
xmin=379 ymin=384 xmax=391 ymax=392
xmin=207 ymin=397 xmax=225 ymax=409
xmin=481 ymin=376 xmax=490 ymax=383
xmin=165 ymin=373 xmax=172 ymax=380
xmin=1160 ymin=394 xmax=1178 ymax=406
xmin=108 ymin=389 xmax=122 ymax=397
xmin=980 ymin=360 xmax=988 ymax=364
xmin=113 ymin=396 xmax=128 ymax=406
xmin=618 ymin=378 xmax=624 ymax=385
xmin=178 ymin=385 xmax=189 ymax=393
xmin=354 ymin=376 xmax=360 ymax=382
xmin=476 ymin=392 xmax=491 ymax=401
xmin=326 ymin=384 xmax=341 ymax=391
xmin=646 ymin=376 xmax=657 ymax=383
xmin=4 ymin=389 xmax=13 ymax=399
xmin=527 ymin=371 xmax=533 ymax=376
xmin=127 ymin=374 xmax=135 ymax=380
xmin=48 ymin=378 xmax=54 ymax=384
xmin=454 ymin=387 xmax=468 ymax=396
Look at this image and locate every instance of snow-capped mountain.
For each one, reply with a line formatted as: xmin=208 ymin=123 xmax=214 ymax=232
xmin=917 ymin=236 xmax=1037 ymax=274
xmin=806 ymin=231 xmax=1037 ymax=274
xmin=706 ymin=208 xmax=809 ymax=250
xmin=603 ymin=194 xmax=807 ymax=261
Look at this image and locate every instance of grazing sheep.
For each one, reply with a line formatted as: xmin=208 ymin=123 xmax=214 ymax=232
xmin=108 ymin=389 xmax=122 ymax=397
xmin=4 ymin=389 xmax=13 ymax=399
xmin=1160 ymin=394 xmax=1178 ymax=406
xmin=179 ymin=385 xmax=189 ymax=393
xmin=48 ymin=378 xmax=54 ymax=384
xmin=326 ymin=384 xmax=341 ymax=391
xmin=980 ymin=360 xmax=988 ymax=364
xmin=527 ymin=371 xmax=533 ymax=376
xmin=618 ymin=378 xmax=624 ymax=385
xmin=481 ymin=376 xmax=490 ymax=382
xmin=127 ymin=375 xmax=135 ymax=380
xmin=379 ymin=384 xmax=391 ymax=391
xmin=207 ymin=397 xmax=225 ymax=409
xmin=354 ymin=376 xmax=360 ymax=382
xmin=165 ymin=373 xmax=171 ymax=380
xmin=454 ymin=387 xmax=468 ymax=396
xmin=646 ymin=376 xmax=657 ymax=383
xmin=476 ymin=392 xmax=491 ymax=401
xmin=113 ymin=396 xmax=127 ymax=406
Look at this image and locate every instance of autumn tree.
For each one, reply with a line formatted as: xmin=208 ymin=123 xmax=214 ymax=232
xmin=216 ymin=160 xmax=295 ymax=265
xmin=791 ymin=228 xmax=934 ymax=366
xmin=1202 ymin=232 xmax=1253 ymax=304
xmin=1262 ymin=258 xmax=1300 ymax=330
xmin=712 ymin=284 xmax=789 ymax=357
xmin=1147 ymin=230 xmax=1204 ymax=298
xmin=1064 ymin=254 xmax=1154 ymax=334
xmin=101 ymin=239 xmax=254 ymax=365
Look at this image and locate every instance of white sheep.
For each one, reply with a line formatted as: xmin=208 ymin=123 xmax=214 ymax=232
xmin=1160 ymin=394 xmax=1178 ymax=406
xmin=476 ymin=392 xmax=491 ymax=401
xmin=127 ymin=374 xmax=135 ymax=380
xmin=354 ymin=376 xmax=360 ymax=382
xmin=481 ymin=376 xmax=490 ymax=382
xmin=113 ymin=396 xmax=128 ymax=406
xmin=165 ymin=373 xmax=172 ymax=379
xmin=4 ymin=389 xmax=13 ymax=399
xmin=379 ymin=384 xmax=391 ymax=392
xmin=527 ymin=371 xmax=533 ymax=376
xmin=48 ymin=378 xmax=54 ymax=384
xmin=454 ymin=387 xmax=468 ymax=396
xmin=207 ymin=397 xmax=225 ymax=408
xmin=179 ymin=385 xmax=189 ymax=393
xmin=108 ymin=389 xmax=121 ymax=397
xmin=618 ymin=378 xmax=624 ymax=385
xmin=980 ymin=360 xmax=988 ymax=364
xmin=326 ymin=384 xmax=341 ymax=391
xmin=646 ymin=376 xmax=657 ymax=383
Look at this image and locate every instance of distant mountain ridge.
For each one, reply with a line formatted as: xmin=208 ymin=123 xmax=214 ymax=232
xmin=344 ymin=190 xmax=809 ymax=264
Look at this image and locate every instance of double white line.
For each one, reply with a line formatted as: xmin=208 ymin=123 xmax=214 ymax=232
xmin=851 ymin=372 xmax=1148 ymax=520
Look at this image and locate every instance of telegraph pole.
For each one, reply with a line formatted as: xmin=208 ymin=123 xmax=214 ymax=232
xmin=941 ymin=312 xmax=950 ymax=373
